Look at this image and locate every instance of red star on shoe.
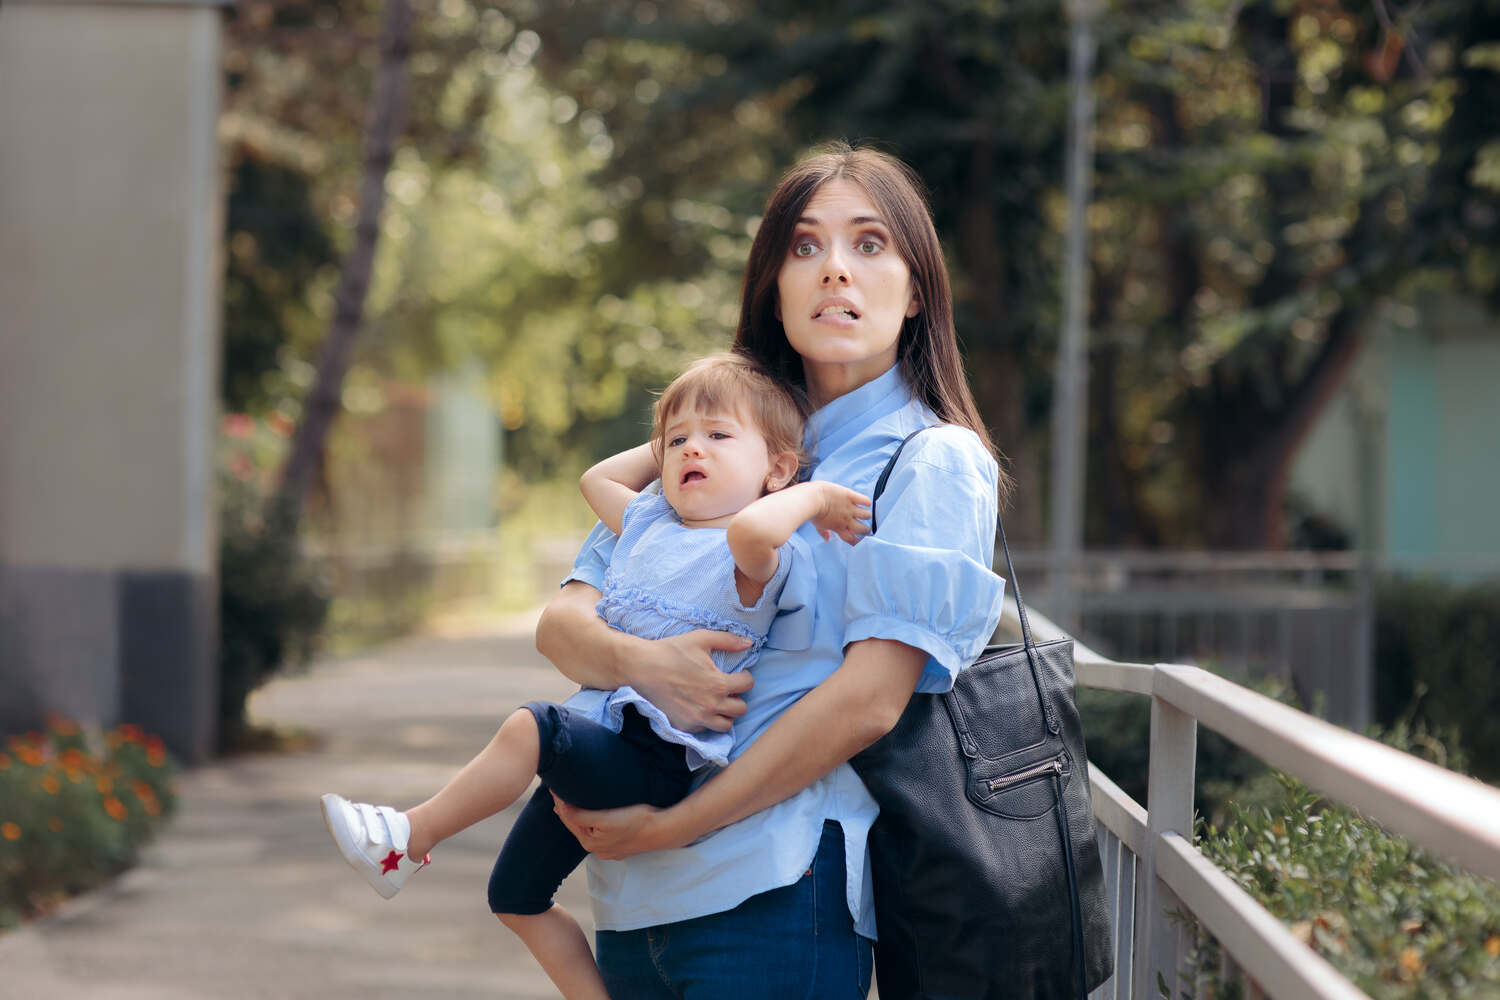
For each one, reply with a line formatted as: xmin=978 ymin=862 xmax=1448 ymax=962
xmin=380 ymin=850 xmax=404 ymax=873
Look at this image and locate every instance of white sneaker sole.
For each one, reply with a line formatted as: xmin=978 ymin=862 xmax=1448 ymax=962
xmin=320 ymin=793 xmax=401 ymax=899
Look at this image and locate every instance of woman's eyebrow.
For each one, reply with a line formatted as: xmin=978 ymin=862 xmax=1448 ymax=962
xmin=796 ymin=214 xmax=888 ymax=227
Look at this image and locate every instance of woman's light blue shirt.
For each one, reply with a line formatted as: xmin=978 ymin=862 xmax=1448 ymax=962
xmin=562 ymin=363 xmax=1006 ymax=936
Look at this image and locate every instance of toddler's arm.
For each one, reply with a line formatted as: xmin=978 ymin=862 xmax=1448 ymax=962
xmin=726 ymin=481 xmax=871 ymax=585
xmin=579 ymin=443 xmax=659 ymax=535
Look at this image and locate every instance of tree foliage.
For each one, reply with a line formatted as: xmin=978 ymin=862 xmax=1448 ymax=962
xmin=221 ymin=0 xmax=1500 ymax=546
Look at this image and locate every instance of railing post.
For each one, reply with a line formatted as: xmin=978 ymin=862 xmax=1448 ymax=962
xmin=1135 ymin=689 xmax=1197 ymax=1000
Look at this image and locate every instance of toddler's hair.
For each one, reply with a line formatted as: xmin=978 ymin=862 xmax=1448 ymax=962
xmin=652 ymin=353 xmax=809 ymax=472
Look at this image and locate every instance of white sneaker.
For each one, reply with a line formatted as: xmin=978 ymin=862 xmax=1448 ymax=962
xmin=319 ymin=793 xmax=429 ymax=899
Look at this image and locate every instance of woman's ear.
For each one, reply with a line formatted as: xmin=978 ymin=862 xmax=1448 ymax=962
xmin=764 ymin=451 xmax=800 ymax=493
xmin=906 ymin=288 xmax=921 ymax=318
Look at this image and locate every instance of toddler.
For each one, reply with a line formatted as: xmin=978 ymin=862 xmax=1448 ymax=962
xmin=319 ymin=353 xmax=871 ymax=999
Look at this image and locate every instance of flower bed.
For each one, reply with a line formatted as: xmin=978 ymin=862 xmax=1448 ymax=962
xmin=0 ymin=716 xmax=177 ymax=927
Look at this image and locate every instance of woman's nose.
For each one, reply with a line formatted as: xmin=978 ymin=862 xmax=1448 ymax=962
xmin=820 ymin=247 xmax=850 ymax=285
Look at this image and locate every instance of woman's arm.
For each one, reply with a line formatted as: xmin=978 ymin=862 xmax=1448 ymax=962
xmin=578 ymin=443 xmax=658 ymax=535
xmin=554 ymin=637 xmax=926 ymax=858
xmin=536 ymin=582 xmax=756 ymax=733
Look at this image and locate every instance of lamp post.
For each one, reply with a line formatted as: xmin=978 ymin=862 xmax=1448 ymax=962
xmin=1047 ymin=0 xmax=1100 ymax=633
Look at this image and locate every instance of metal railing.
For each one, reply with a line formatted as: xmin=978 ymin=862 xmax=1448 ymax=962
xmin=1011 ymin=551 xmax=1375 ymax=729
xmin=997 ymin=601 xmax=1500 ymax=1000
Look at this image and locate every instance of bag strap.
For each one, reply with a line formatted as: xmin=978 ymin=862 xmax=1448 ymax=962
xmin=1053 ymin=768 xmax=1089 ymax=999
xmin=869 ymin=427 xmax=1057 ymax=733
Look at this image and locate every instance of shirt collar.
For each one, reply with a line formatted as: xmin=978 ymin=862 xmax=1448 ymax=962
xmin=805 ymin=364 xmax=912 ymax=460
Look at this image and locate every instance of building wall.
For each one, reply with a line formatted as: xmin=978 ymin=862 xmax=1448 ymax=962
xmin=1292 ymin=295 xmax=1500 ymax=578
xmin=0 ymin=0 xmax=224 ymax=761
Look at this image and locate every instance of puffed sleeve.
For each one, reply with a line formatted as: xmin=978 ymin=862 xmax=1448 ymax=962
xmin=763 ymin=531 xmax=815 ymax=652
xmin=619 ymin=489 xmax=674 ymax=536
xmin=561 ymin=520 xmax=618 ymax=592
xmin=842 ymin=427 xmax=1007 ymax=693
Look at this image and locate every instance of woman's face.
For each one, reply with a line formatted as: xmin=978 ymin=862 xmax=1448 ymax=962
xmin=775 ymin=179 xmax=919 ymax=405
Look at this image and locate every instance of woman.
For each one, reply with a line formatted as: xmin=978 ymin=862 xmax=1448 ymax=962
xmin=535 ymin=141 xmax=1010 ymax=997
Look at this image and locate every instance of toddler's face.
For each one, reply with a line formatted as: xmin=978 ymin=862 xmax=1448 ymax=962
xmin=660 ymin=405 xmax=789 ymax=527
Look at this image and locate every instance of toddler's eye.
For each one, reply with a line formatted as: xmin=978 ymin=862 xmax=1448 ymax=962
xmin=669 ymin=436 xmax=686 ymax=447
xmin=710 ymin=432 xmax=731 ymax=440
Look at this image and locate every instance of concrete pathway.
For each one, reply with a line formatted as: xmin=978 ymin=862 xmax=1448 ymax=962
xmin=0 ymin=611 xmax=588 ymax=999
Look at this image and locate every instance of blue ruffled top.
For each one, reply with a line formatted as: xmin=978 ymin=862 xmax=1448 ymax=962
xmin=564 ymin=490 xmax=814 ymax=770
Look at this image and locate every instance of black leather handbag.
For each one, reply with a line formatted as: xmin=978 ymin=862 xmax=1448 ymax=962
xmin=850 ymin=429 xmax=1113 ymax=1000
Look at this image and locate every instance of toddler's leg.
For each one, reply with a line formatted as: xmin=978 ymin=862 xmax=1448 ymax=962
xmin=491 ymin=789 xmax=603 ymax=998
xmin=320 ymin=707 xmax=542 ymax=899
xmin=402 ymin=706 xmax=541 ymax=859
xmin=490 ymin=707 xmax=688 ymax=1000
xmin=498 ymin=907 xmax=610 ymax=1000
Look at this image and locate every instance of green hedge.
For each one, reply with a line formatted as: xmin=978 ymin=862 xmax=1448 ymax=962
xmin=1376 ymin=575 xmax=1500 ymax=783
xmin=0 ymin=717 xmax=178 ymax=927
xmin=217 ymin=480 xmax=330 ymax=751
xmin=1185 ymin=772 xmax=1500 ymax=999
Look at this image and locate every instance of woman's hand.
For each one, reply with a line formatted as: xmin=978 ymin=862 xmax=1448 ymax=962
xmin=553 ymin=796 xmax=680 ymax=860
xmin=635 ymin=630 xmax=755 ymax=733
xmin=810 ymin=482 xmax=873 ymax=546
xmin=537 ymin=583 xmax=754 ymax=733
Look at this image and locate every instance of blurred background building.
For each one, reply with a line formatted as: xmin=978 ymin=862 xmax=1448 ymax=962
xmin=0 ymin=0 xmax=226 ymax=763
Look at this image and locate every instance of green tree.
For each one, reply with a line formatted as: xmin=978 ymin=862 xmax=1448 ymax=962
xmin=1090 ymin=0 xmax=1500 ymax=546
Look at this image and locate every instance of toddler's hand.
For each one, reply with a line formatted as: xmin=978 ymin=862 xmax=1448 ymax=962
xmin=812 ymin=483 xmax=872 ymax=545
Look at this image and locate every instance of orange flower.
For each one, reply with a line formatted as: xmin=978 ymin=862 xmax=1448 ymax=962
xmin=103 ymin=797 xmax=127 ymax=821
xmin=1487 ymin=934 xmax=1500 ymax=958
xmin=1399 ymin=947 xmax=1425 ymax=979
xmin=1 ymin=822 xmax=19 ymax=841
xmin=40 ymin=775 xmax=61 ymax=795
xmin=60 ymin=748 xmax=85 ymax=769
xmin=95 ymin=776 xmax=113 ymax=795
xmin=45 ymin=714 xmax=78 ymax=736
xmin=147 ymin=748 xmax=166 ymax=768
xmin=47 ymin=817 xmax=63 ymax=833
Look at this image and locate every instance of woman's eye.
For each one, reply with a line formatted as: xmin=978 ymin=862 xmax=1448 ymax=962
xmin=792 ymin=240 xmax=818 ymax=257
xmin=857 ymin=238 xmax=882 ymax=254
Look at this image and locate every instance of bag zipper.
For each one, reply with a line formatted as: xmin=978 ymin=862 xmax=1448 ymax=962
xmin=986 ymin=754 xmax=1066 ymax=793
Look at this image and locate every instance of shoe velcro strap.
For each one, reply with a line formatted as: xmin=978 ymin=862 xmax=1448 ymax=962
xmin=375 ymin=804 xmax=409 ymax=851
xmin=352 ymin=801 xmax=402 ymax=851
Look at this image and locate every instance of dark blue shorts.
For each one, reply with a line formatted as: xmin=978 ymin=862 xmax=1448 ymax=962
xmin=487 ymin=700 xmax=693 ymax=915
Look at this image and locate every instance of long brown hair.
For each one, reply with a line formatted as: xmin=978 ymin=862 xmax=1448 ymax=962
xmin=731 ymin=141 xmax=1011 ymax=503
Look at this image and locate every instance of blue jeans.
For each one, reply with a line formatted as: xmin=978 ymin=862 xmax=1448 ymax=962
xmin=489 ymin=701 xmax=693 ymax=915
xmin=594 ymin=820 xmax=873 ymax=999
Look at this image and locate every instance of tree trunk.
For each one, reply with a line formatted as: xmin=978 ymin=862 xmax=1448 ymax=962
xmin=1197 ymin=309 xmax=1366 ymax=548
xmin=957 ymin=143 xmax=1045 ymax=544
xmin=268 ymin=0 xmax=413 ymax=531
